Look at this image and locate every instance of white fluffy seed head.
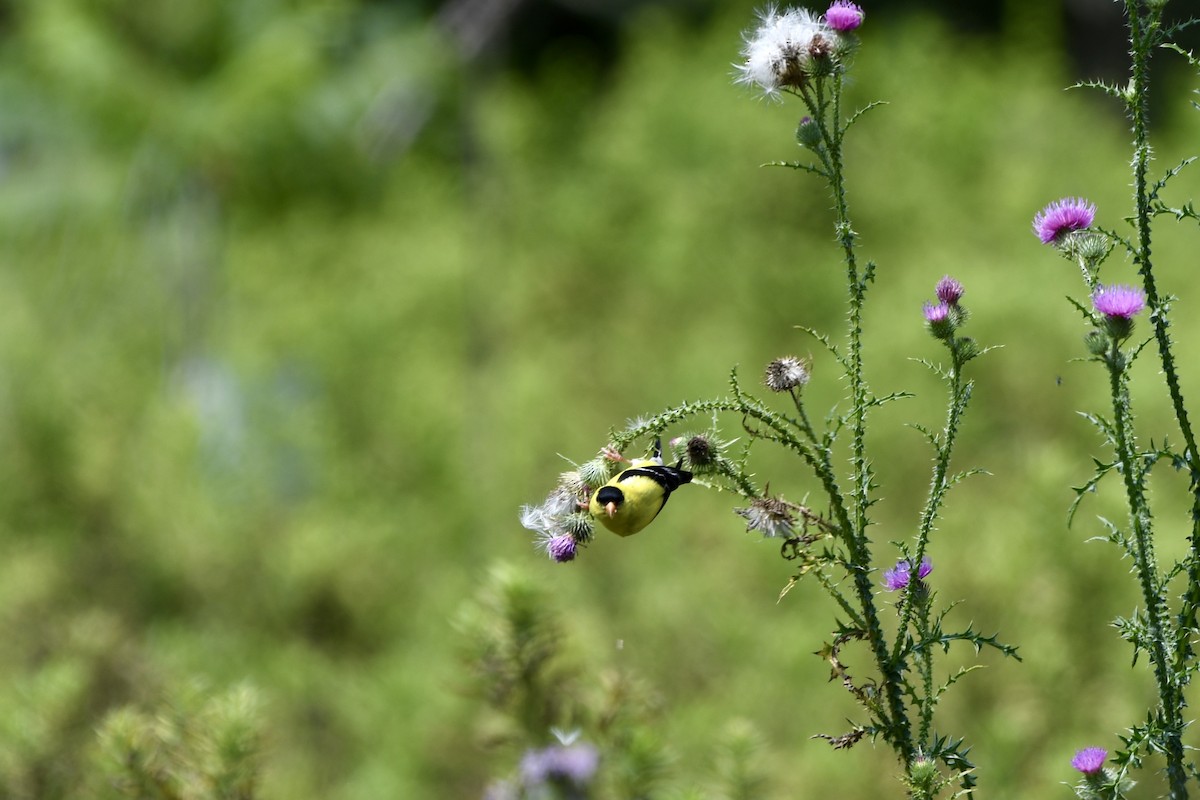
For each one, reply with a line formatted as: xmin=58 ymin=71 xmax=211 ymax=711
xmin=734 ymin=7 xmax=832 ymax=97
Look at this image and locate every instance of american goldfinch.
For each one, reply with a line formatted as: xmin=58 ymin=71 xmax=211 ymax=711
xmin=588 ymin=440 xmax=692 ymax=537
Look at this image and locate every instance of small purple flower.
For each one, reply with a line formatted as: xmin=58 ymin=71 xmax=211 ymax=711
xmin=1092 ymin=284 xmax=1145 ymax=319
xmin=546 ymin=534 xmax=577 ymax=563
xmin=935 ymin=276 xmax=964 ymax=306
xmin=1032 ymin=197 xmax=1096 ymax=244
xmin=1071 ymin=747 xmax=1107 ymax=775
xmin=923 ymin=301 xmax=954 ymax=339
xmin=882 ymin=556 xmax=932 ymax=591
xmin=826 ymin=1 xmax=864 ymax=32
xmin=520 ymin=744 xmax=600 ymax=787
xmin=923 ymin=302 xmax=949 ymax=323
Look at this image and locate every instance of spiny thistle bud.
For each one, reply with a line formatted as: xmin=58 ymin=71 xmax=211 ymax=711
xmin=562 ymin=511 xmax=595 ymax=543
xmin=1084 ymin=329 xmax=1109 ymax=356
xmin=1071 ymin=231 xmax=1110 ymax=265
xmin=764 ymin=356 xmax=810 ymax=392
xmin=796 ymin=115 xmax=822 ymax=149
xmin=949 ymin=303 xmax=970 ymax=328
xmin=906 ymin=754 xmax=941 ymax=796
xmin=684 ymin=434 xmax=718 ymax=468
xmin=955 ymin=336 xmax=979 ymax=362
xmin=578 ymin=458 xmax=613 ymax=490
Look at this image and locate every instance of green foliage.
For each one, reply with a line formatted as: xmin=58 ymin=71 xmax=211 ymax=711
xmin=0 ymin=0 xmax=1195 ymax=798
xmin=456 ymin=563 xmax=581 ymax=743
xmin=91 ymin=684 xmax=262 ymax=800
xmin=457 ymin=563 xmax=774 ymax=800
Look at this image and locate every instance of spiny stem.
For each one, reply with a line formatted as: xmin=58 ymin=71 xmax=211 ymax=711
xmin=1106 ymin=339 xmax=1186 ymax=798
xmin=823 ymin=69 xmax=913 ymax=763
xmin=1123 ymin=7 xmax=1192 ymax=794
xmin=737 ymin=389 xmax=908 ymax=750
xmin=891 ymin=362 xmax=972 ymax=668
xmin=916 ymin=598 xmax=935 ymax=747
xmin=1122 ymin=1 xmax=1200 ymax=674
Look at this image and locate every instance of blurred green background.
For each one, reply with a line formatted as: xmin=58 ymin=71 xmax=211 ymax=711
xmin=1 ymin=0 xmax=1199 ymax=797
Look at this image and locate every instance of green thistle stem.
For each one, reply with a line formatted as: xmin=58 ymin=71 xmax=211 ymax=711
xmin=735 ymin=390 xmax=908 ymax=747
xmin=915 ymin=593 xmax=935 ymax=747
xmin=891 ymin=358 xmax=973 ymax=671
xmin=1123 ymin=5 xmax=1191 ymax=795
xmin=1105 ymin=339 xmax=1186 ymax=798
xmin=825 ymin=69 xmax=913 ymax=763
xmin=1123 ymin=0 xmax=1200 ymax=679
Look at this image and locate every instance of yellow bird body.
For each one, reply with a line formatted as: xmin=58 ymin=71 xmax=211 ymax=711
xmin=589 ymin=457 xmax=692 ymax=537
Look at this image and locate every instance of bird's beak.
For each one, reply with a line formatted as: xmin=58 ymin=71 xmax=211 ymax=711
xmin=604 ymin=502 xmax=616 ymax=518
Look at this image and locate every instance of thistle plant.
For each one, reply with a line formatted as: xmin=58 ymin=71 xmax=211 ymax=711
xmin=460 ymin=564 xmax=771 ymax=800
xmin=518 ymin=4 xmax=1018 ymax=795
xmin=1031 ymin=1 xmax=1200 ymax=796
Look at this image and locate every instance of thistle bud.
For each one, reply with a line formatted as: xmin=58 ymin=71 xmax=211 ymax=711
xmin=562 ymin=511 xmax=595 ymax=543
xmin=954 ymin=336 xmax=979 ymax=361
xmin=578 ymin=458 xmax=613 ymax=490
xmin=1084 ymin=329 xmax=1109 ymax=356
xmin=907 ymin=755 xmax=941 ymax=796
xmin=1072 ymin=231 xmax=1110 ymax=265
xmin=685 ymin=434 xmax=718 ymax=468
xmin=796 ymin=116 xmax=822 ymax=149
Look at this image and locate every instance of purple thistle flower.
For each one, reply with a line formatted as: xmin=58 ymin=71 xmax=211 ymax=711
xmin=935 ymin=275 xmax=964 ymax=306
xmin=1071 ymin=747 xmax=1107 ymax=775
xmin=1092 ymin=284 xmax=1145 ymax=319
xmin=1032 ymin=197 xmax=1096 ymax=244
xmin=546 ymin=534 xmax=577 ymax=563
xmin=882 ymin=556 xmax=932 ymax=591
xmin=923 ymin=301 xmax=954 ymax=339
xmin=923 ymin=302 xmax=949 ymax=323
xmin=520 ymin=744 xmax=600 ymax=787
xmin=882 ymin=561 xmax=911 ymax=591
xmin=825 ymin=1 xmax=864 ymax=32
